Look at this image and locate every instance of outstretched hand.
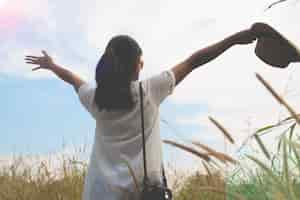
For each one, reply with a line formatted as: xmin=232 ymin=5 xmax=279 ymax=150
xmin=25 ymin=50 xmax=55 ymax=71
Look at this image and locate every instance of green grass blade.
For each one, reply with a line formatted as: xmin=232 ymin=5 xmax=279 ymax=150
xmin=282 ymin=138 xmax=297 ymax=200
xmin=288 ymin=123 xmax=297 ymax=154
xmin=247 ymin=155 xmax=285 ymax=194
xmin=277 ymin=136 xmax=283 ymax=154
xmin=289 ymin=123 xmax=296 ymax=139
xmin=255 ymin=125 xmax=276 ymax=135
xmin=291 ymin=142 xmax=300 ymax=175
xmin=253 ymin=134 xmax=271 ymax=160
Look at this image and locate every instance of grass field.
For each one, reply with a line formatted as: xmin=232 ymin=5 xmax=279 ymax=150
xmin=1 ymin=73 xmax=299 ymax=199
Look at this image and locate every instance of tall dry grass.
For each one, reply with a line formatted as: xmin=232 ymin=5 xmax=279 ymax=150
xmin=1 ymin=73 xmax=300 ymax=199
xmin=0 ymin=156 xmax=86 ymax=200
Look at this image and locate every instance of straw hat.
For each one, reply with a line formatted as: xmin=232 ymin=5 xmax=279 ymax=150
xmin=252 ymin=22 xmax=300 ymax=68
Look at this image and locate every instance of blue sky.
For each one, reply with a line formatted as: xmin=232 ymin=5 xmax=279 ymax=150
xmin=1 ymin=75 xmax=93 ymax=154
xmin=0 ymin=74 xmax=207 ymax=155
xmin=1 ymin=0 xmax=300 ymax=169
xmin=1 ymin=73 xmax=209 ymax=169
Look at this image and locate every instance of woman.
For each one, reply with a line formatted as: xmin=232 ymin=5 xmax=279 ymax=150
xmin=25 ymin=28 xmax=256 ymax=200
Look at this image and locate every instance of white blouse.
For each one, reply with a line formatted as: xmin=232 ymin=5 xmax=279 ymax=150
xmin=78 ymin=70 xmax=176 ymax=200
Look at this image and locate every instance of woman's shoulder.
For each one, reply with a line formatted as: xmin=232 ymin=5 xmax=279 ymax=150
xmin=77 ymin=82 xmax=97 ymax=117
xmin=138 ymin=70 xmax=176 ymax=105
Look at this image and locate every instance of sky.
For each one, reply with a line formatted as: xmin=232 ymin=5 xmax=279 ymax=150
xmin=1 ymin=0 xmax=300 ymax=170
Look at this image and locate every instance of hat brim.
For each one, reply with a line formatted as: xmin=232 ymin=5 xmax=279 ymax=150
xmin=252 ymin=23 xmax=300 ymax=68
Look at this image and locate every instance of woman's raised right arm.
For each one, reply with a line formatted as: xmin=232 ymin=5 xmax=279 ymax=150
xmin=171 ymin=29 xmax=256 ymax=85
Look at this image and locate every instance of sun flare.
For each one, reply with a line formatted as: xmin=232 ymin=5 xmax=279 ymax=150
xmin=0 ymin=0 xmax=7 ymax=8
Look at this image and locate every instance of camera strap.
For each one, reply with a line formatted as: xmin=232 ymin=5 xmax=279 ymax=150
xmin=139 ymin=82 xmax=168 ymax=187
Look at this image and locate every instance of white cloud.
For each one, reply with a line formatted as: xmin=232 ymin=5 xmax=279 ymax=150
xmin=153 ymin=1 xmax=300 ymax=159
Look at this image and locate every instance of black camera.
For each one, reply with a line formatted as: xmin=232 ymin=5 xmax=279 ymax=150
xmin=140 ymin=183 xmax=172 ymax=200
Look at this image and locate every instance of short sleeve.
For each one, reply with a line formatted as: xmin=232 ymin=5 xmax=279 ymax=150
xmin=78 ymin=83 xmax=96 ymax=117
xmin=145 ymin=70 xmax=176 ymax=105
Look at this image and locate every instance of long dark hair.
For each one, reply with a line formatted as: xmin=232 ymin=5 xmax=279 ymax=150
xmin=94 ymin=35 xmax=143 ymax=111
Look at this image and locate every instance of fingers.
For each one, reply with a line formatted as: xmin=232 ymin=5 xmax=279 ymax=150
xmin=26 ymin=61 xmax=40 ymax=65
xmin=25 ymin=55 xmax=40 ymax=59
xmin=25 ymin=56 xmax=39 ymax=61
xmin=25 ymin=59 xmax=42 ymax=71
xmin=25 ymin=58 xmax=39 ymax=65
xmin=32 ymin=67 xmax=42 ymax=71
xmin=25 ymin=57 xmax=38 ymax=61
xmin=25 ymin=49 xmax=49 ymax=61
xmin=25 ymin=51 xmax=49 ymax=71
xmin=42 ymin=50 xmax=49 ymax=57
